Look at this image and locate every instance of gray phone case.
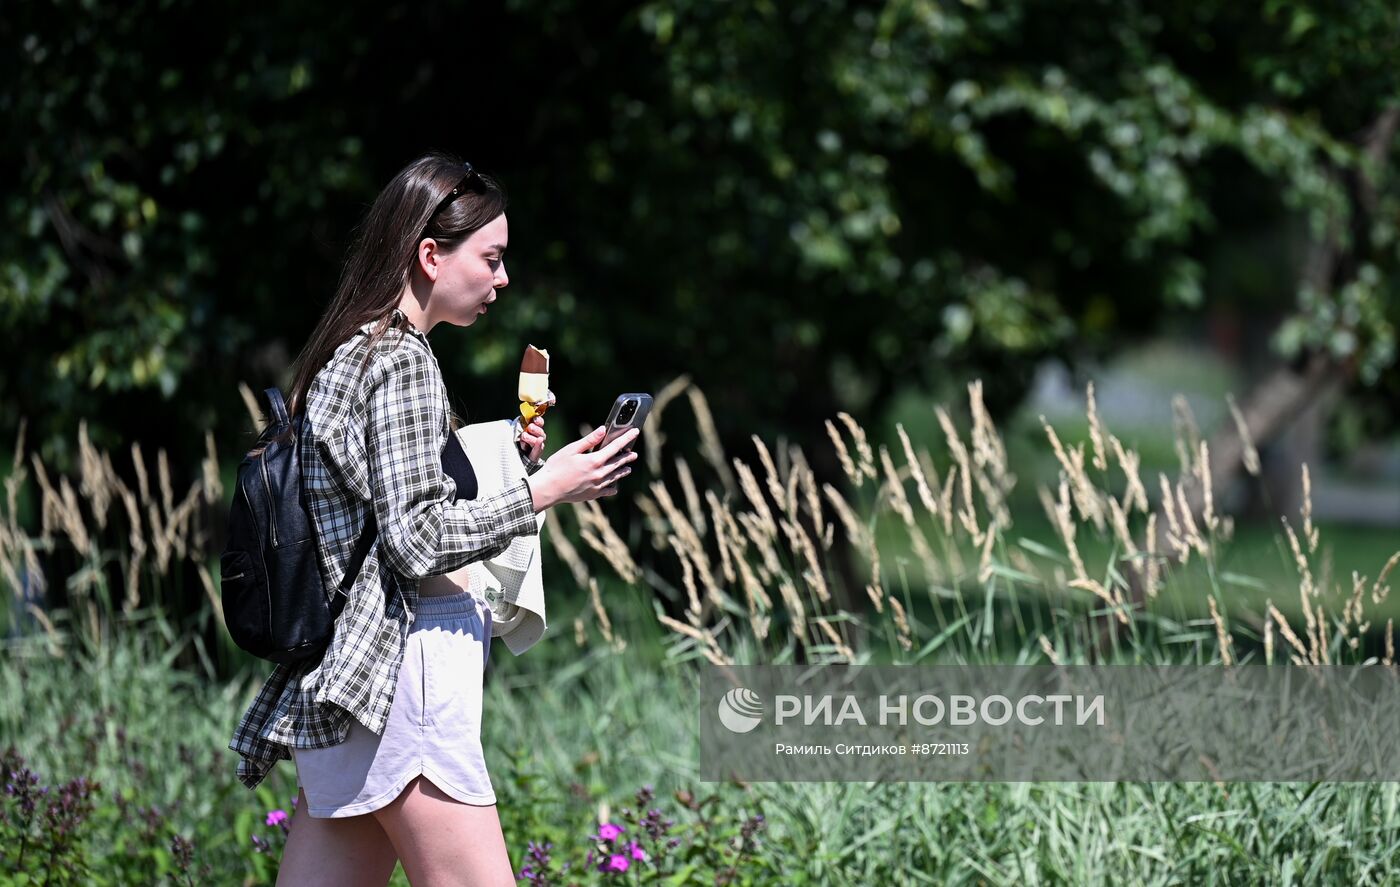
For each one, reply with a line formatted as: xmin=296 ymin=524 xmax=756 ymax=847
xmin=600 ymin=393 xmax=653 ymax=451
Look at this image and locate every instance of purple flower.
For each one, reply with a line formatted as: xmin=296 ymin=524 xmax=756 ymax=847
xmin=641 ymin=806 xmax=673 ymax=841
xmin=518 ymin=840 xmax=554 ymax=886
xmin=598 ymin=853 xmax=630 ymax=873
xmin=627 ymin=840 xmax=647 ymax=861
xmin=266 ymin=809 xmax=288 ymax=827
xmin=740 ymin=812 xmax=766 ymax=842
xmin=170 ymin=833 xmax=195 ymax=871
xmin=596 ymin=822 xmax=625 ymax=842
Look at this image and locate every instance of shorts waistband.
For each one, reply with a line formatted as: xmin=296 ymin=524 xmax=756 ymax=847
xmin=414 ymin=590 xmax=481 ymax=621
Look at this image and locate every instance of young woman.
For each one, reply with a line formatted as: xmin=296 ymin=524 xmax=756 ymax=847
xmin=228 ymin=153 xmax=638 ymax=886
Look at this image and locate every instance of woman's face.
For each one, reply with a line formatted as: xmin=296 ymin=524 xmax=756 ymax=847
xmin=427 ymin=212 xmax=509 ymax=328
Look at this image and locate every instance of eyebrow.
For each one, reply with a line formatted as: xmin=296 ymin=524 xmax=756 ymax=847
xmin=487 ymin=243 xmax=507 ymax=251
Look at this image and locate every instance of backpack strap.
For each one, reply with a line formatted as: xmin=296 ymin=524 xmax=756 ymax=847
xmin=265 ymin=387 xmax=290 ymax=427
xmin=336 ymin=512 xmax=379 ymax=597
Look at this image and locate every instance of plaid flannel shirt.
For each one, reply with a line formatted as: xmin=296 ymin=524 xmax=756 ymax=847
xmin=229 ymin=308 xmax=541 ymax=790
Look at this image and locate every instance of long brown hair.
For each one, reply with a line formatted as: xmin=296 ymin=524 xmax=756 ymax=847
xmin=285 ymin=152 xmax=508 ymax=420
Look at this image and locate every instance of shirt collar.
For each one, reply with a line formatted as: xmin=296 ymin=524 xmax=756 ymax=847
xmin=361 ymin=307 xmax=428 ymax=341
xmin=392 ymin=307 xmax=429 ymax=339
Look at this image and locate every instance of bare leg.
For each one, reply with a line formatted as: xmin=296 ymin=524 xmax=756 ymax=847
xmin=373 ymin=775 xmax=515 ymax=886
xmin=276 ymin=787 xmax=400 ymax=887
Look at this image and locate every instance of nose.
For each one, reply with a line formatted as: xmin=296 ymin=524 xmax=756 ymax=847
xmin=494 ymin=259 xmax=509 ymax=289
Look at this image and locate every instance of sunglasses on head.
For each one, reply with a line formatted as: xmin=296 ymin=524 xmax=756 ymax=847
xmin=428 ymin=162 xmax=486 ymax=221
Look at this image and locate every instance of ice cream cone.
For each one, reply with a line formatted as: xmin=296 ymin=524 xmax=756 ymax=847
xmin=519 ymin=344 xmax=554 ymax=422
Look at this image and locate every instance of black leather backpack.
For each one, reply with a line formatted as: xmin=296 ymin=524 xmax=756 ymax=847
xmin=220 ymin=388 xmax=375 ymax=664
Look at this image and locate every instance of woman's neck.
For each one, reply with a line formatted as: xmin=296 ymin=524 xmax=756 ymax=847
xmin=397 ymin=281 xmax=434 ymax=333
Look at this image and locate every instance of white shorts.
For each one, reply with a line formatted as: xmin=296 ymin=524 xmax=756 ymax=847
xmin=293 ymin=590 xmax=496 ymax=818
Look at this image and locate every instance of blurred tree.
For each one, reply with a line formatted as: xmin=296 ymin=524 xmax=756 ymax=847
xmin=1 ymin=2 xmax=382 ymax=471
xmin=2 ymin=0 xmax=1397 ymax=490
xmin=583 ymin=0 xmax=1398 ymax=428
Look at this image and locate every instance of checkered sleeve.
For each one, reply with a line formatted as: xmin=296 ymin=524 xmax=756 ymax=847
xmin=366 ymin=344 xmax=539 ymax=579
xmin=511 ymin=415 xmax=547 ymax=475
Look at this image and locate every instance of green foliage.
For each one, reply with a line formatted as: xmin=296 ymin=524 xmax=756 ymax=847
xmin=600 ymin=0 xmax=1400 ymax=416
xmin=8 ymin=603 xmax=1400 ymax=884
xmin=4 ymin=0 xmax=1400 ymax=467
xmin=1 ymin=1 xmax=373 ymax=470
xmin=0 ymin=614 xmax=245 ymax=884
xmin=1275 ymin=264 xmax=1398 ymax=384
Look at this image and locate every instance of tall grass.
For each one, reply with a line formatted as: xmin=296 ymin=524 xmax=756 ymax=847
xmin=7 ymin=376 xmax=1394 ymax=671
xmin=4 ymin=378 xmax=1400 ymax=883
xmin=0 ymin=418 xmax=224 ymax=654
xmin=562 ymin=378 xmax=1399 ymax=672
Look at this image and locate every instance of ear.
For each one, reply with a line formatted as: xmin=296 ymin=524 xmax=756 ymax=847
xmin=416 ymin=238 xmax=441 ymax=283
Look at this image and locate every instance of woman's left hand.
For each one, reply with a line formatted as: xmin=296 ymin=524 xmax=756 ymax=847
xmin=518 ymin=415 xmax=546 ymax=463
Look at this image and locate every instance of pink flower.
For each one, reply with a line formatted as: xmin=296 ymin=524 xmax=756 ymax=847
xmin=597 ymin=822 xmax=625 ymax=842
xmin=266 ymin=809 xmax=288 ymax=827
xmin=598 ymin=853 xmax=629 ymax=873
xmin=627 ymin=840 xmax=647 ymax=861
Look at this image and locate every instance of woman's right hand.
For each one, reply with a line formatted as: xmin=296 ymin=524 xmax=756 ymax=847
xmin=525 ymin=425 xmax=640 ymax=511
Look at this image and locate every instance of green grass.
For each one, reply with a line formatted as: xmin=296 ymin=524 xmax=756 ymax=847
xmin=7 ymin=601 xmax=1400 ymax=884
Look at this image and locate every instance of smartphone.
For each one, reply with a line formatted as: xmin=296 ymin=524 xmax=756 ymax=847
xmin=599 ymin=393 xmax=653 ymax=452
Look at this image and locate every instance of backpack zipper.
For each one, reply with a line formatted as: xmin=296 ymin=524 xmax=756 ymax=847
xmin=259 ymin=456 xmax=278 ymax=547
xmin=224 ymin=571 xmax=248 ymax=581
